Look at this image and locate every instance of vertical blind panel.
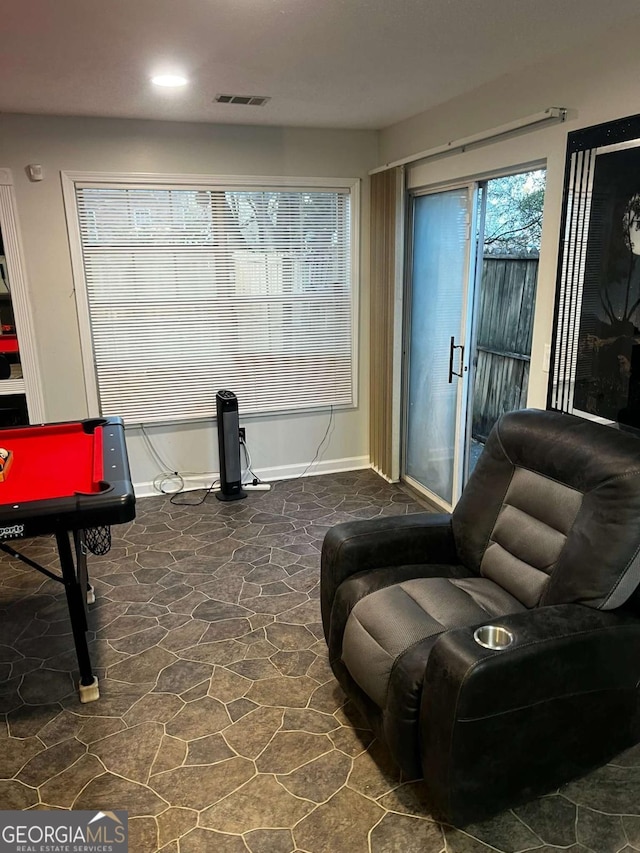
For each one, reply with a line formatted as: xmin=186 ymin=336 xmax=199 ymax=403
xmin=76 ymin=186 xmax=354 ymax=422
xmin=551 ymin=150 xmax=595 ymax=412
xmin=369 ymin=168 xmax=399 ymax=479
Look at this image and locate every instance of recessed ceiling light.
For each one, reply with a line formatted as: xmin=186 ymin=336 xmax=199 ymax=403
xmin=151 ymin=74 xmax=189 ymax=88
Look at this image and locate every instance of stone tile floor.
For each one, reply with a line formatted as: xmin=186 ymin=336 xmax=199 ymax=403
xmin=0 ymin=470 xmax=638 ymax=852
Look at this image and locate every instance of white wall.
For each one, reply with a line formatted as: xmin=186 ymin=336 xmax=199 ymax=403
xmin=0 ymin=115 xmax=378 ymax=494
xmin=379 ymin=14 xmax=640 ymax=411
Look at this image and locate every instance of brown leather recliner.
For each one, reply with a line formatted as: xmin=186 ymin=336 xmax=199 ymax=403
xmin=321 ymin=409 xmax=640 ymax=826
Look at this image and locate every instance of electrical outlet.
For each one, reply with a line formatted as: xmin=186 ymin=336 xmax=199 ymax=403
xmin=238 ymin=427 xmax=246 ymax=441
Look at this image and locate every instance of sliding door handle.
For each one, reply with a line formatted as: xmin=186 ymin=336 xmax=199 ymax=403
xmin=448 ymin=336 xmax=465 ymax=383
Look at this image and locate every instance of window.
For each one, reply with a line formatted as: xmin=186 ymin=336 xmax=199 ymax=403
xmin=67 ymin=175 xmax=359 ymax=424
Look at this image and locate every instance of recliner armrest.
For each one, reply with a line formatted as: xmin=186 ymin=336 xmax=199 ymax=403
xmin=430 ymin=603 xmax=640 ymax=715
xmin=420 ymin=604 xmax=640 ymax=825
xmin=320 ymin=513 xmax=456 ymax=635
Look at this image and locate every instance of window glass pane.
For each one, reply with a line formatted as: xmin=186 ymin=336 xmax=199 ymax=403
xmin=75 ymin=185 xmax=355 ymax=423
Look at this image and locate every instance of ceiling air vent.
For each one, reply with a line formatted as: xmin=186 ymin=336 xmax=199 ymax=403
xmin=214 ymin=94 xmax=271 ymax=107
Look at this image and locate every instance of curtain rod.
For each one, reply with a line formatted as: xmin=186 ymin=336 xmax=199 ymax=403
xmin=369 ymin=107 xmax=568 ymax=175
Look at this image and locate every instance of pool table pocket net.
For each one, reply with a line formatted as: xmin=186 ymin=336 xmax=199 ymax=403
xmin=85 ymin=524 xmax=111 ymax=555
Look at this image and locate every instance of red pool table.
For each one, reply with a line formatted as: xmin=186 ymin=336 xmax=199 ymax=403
xmin=0 ymin=417 xmax=136 ymax=702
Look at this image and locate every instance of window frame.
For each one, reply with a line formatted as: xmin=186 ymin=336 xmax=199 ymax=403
xmin=62 ymin=171 xmax=360 ymax=425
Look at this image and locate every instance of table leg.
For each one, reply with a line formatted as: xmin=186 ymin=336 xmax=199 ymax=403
xmin=56 ymin=530 xmax=99 ymax=703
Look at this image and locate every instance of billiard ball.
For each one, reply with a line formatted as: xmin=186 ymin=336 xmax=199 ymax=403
xmin=0 ymin=449 xmax=9 ymax=460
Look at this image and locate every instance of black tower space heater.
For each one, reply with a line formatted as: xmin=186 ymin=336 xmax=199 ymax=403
xmin=215 ymin=390 xmax=247 ymax=502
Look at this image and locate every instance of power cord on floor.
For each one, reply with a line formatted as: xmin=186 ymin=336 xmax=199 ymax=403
xmin=142 ymin=408 xmax=333 ymax=500
xmin=289 ymin=405 xmax=334 ymax=482
xmin=240 ymin=436 xmax=266 ymax=486
xmin=153 ymin=472 xmax=186 ymax=495
xmin=141 ymin=424 xmax=218 ymax=503
xmin=169 ymin=478 xmax=220 ymax=506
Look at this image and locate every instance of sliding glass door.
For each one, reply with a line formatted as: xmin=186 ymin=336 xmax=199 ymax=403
xmin=404 ymin=168 xmax=545 ymax=507
xmin=404 ymin=186 xmax=477 ymax=509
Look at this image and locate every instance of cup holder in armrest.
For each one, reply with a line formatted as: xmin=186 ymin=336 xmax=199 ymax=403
xmin=473 ymin=625 xmax=514 ymax=650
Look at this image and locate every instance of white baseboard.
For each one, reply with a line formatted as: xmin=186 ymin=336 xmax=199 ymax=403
xmin=134 ymin=455 xmax=371 ymax=498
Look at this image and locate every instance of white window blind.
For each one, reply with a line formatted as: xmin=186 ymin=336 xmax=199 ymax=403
xmin=74 ymin=183 xmax=355 ymax=423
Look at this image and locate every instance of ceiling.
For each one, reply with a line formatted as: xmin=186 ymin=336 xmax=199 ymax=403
xmin=2 ymin=0 xmax=640 ymax=131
